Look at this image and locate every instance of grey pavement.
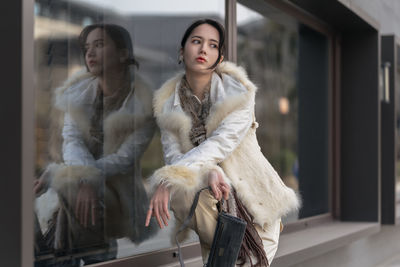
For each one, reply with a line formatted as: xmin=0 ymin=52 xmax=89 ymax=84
xmin=376 ymin=254 xmax=400 ymax=267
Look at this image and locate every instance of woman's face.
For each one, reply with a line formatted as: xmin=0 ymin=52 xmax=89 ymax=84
xmin=182 ymin=23 xmax=220 ymax=75
xmin=84 ymin=28 xmax=123 ymax=76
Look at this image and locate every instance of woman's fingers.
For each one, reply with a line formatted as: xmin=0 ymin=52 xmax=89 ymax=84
xmin=145 ymin=184 xmax=171 ymax=228
xmin=211 ymin=183 xmax=222 ymax=200
xmin=162 ymin=195 xmax=171 ymax=220
xmin=145 ymin=205 xmax=153 ymax=227
xmin=209 ymin=170 xmax=232 ymax=201
xmin=163 ymin=186 xmax=171 ymax=220
xmin=212 ymin=183 xmax=230 ymax=201
xmin=210 ymin=183 xmax=218 ymax=200
xmin=33 ymin=179 xmax=45 ymax=195
xmin=72 ymin=184 xmax=100 ymax=228
xmin=217 ymin=172 xmax=230 ymax=200
xmin=159 ymin=201 xmax=169 ymax=227
xmin=33 ymin=181 xmax=40 ymax=195
xmin=33 ymin=180 xmax=39 ymax=193
xmin=221 ymin=185 xmax=228 ymax=200
xmin=145 ymin=210 xmax=152 ymax=227
xmin=155 ymin=199 xmax=170 ymax=228
xmin=221 ymin=179 xmax=230 ymax=189
xmin=153 ymin=203 xmax=163 ymax=229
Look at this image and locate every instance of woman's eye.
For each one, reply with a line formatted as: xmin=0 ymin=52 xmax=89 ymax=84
xmin=192 ymin=39 xmax=201 ymax=44
xmin=96 ymin=42 xmax=104 ymax=48
xmin=210 ymin=44 xmax=218 ymax=48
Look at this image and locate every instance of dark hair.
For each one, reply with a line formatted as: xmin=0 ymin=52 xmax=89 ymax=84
xmin=180 ymin=19 xmax=225 ymax=69
xmin=78 ymin=23 xmax=139 ymax=69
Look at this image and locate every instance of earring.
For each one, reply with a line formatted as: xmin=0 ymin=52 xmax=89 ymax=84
xmin=178 ymin=55 xmax=183 ymax=64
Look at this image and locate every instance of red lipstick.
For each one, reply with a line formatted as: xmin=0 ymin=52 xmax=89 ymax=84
xmin=196 ymin=56 xmax=206 ymax=63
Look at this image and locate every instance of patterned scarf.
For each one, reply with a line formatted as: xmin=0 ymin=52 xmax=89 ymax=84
xmin=89 ymin=88 xmax=104 ymax=159
xmin=178 ymin=75 xmax=269 ymax=266
xmin=178 ymin=75 xmax=211 ymax=146
xmin=89 ymin=78 xmax=131 ymax=159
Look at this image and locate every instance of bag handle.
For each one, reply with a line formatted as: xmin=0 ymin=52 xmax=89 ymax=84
xmin=175 ymin=186 xmax=212 ymax=267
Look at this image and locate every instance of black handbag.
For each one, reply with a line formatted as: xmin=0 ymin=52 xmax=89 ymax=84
xmin=175 ymin=187 xmax=247 ymax=267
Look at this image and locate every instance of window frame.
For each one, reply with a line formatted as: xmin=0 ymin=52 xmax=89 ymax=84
xmin=234 ymin=0 xmax=337 ymax=231
xmin=381 ymin=35 xmax=400 ymax=225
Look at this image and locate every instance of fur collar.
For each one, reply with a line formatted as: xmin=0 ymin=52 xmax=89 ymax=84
xmin=153 ymin=61 xmax=257 ymax=116
xmin=153 ymin=61 xmax=257 ymax=152
xmin=53 ymin=69 xmax=94 ymax=112
xmin=52 ymin=68 xmax=154 ymax=155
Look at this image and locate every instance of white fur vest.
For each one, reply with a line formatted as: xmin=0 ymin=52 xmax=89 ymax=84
xmin=150 ymin=62 xmax=300 ymax=229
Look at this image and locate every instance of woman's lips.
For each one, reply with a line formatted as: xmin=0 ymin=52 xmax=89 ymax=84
xmin=196 ymin=57 xmax=206 ymax=63
xmin=88 ymin=60 xmax=97 ymax=66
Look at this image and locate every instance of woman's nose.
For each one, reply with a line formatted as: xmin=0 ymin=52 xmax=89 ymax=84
xmin=199 ymin=43 xmax=207 ymax=55
xmin=86 ymin=46 xmax=95 ymax=57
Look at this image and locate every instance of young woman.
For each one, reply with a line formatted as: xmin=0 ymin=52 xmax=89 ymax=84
xmin=145 ymin=19 xmax=300 ymax=266
xmin=34 ymin=24 xmax=156 ymax=266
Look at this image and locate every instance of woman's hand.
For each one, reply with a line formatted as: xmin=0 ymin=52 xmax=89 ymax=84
xmin=33 ymin=177 xmax=46 ymax=197
xmin=145 ymin=183 xmax=171 ymax=229
xmin=34 ymin=168 xmax=52 ymax=197
xmin=75 ymin=183 xmax=98 ymax=228
xmin=208 ymin=170 xmax=230 ymax=201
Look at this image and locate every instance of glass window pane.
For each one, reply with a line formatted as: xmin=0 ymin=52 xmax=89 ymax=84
xmin=237 ymin=0 xmax=330 ymax=223
xmin=34 ymin=0 xmax=224 ymax=265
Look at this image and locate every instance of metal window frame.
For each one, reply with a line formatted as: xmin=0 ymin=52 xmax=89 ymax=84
xmin=234 ymin=0 xmax=337 ymax=233
xmin=264 ymin=0 xmax=337 ymax=225
xmin=225 ymin=0 xmax=237 ymax=62
xmin=381 ymin=35 xmax=400 ymax=225
xmin=22 ymin=0 xmax=35 ymax=264
xmin=1 ymin=0 xmax=36 ymax=266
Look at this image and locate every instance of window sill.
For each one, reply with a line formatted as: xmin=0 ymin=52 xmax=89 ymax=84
xmin=91 ymin=221 xmax=380 ymax=267
xmin=273 ymin=220 xmax=380 ymax=266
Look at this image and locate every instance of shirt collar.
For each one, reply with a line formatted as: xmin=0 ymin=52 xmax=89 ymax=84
xmin=173 ymin=72 xmax=225 ymax=107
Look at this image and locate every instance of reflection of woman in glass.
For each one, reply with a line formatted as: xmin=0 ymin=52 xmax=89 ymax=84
xmin=34 ymin=24 xmax=155 ymax=265
xmin=146 ymin=19 xmax=300 ymax=265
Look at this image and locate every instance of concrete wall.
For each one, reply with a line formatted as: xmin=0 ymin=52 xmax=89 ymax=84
xmin=288 ymin=1 xmax=400 ymax=266
xmin=340 ymin=0 xmax=400 ymax=36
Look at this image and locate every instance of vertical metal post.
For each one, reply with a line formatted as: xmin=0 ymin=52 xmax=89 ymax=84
xmin=0 ymin=0 xmax=34 ymax=266
xmin=225 ymin=0 xmax=237 ymax=63
xmin=332 ymin=33 xmax=342 ymax=220
xmin=22 ymin=0 xmax=35 ymax=266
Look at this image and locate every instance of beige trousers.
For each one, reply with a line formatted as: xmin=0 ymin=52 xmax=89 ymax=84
xmin=171 ymin=190 xmax=281 ymax=266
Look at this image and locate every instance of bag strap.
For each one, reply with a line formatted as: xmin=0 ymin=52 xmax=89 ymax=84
xmin=175 ymin=186 xmax=211 ymax=267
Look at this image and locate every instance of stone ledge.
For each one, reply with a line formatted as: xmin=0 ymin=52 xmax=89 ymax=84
xmin=273 ymin=221 xmax=380 ymax=266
